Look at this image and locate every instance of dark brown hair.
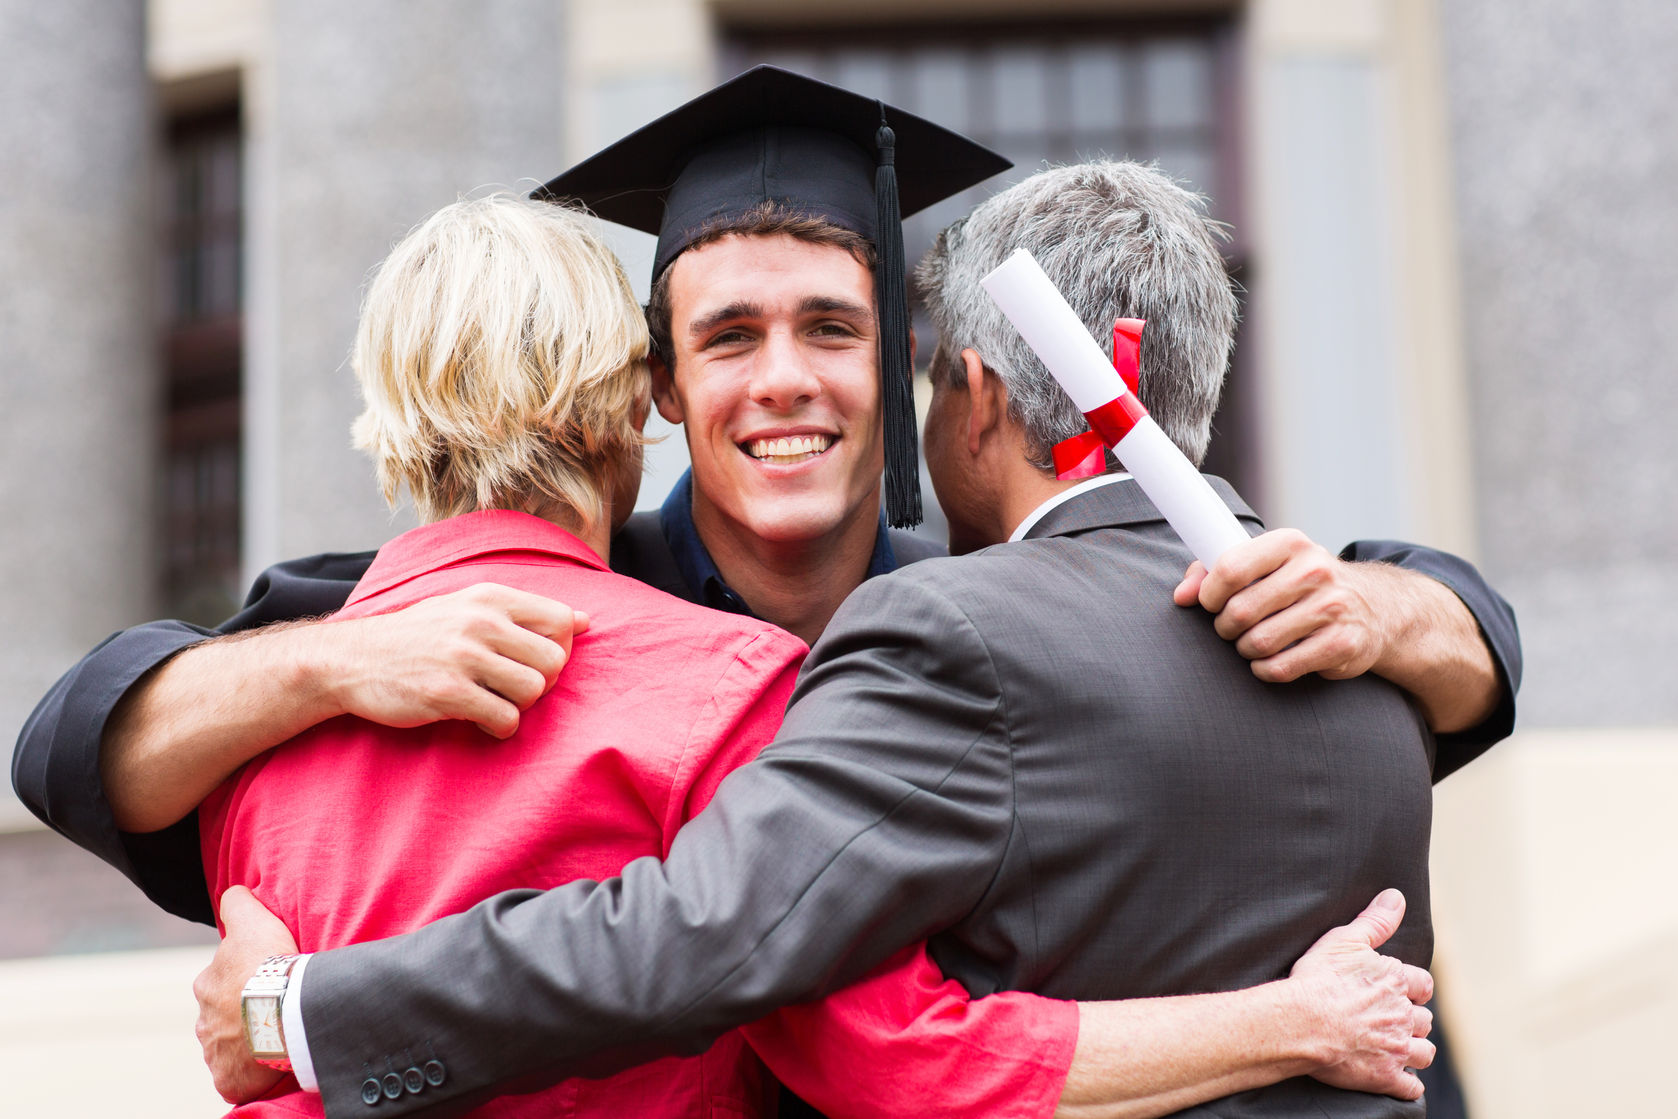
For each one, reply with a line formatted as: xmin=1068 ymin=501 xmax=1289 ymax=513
xmin=645 ymin=201 xmax=877 ymax=369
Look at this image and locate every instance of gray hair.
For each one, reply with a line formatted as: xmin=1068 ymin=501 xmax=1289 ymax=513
xmin=916 ymin=160 xmax=1236 ymax=467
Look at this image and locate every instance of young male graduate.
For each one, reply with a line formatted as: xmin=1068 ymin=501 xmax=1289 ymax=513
xmin=194 ymin=156 xmax=1504 ymax=1119
xmin=14 ymin=67 xmax=1513 ymax=1115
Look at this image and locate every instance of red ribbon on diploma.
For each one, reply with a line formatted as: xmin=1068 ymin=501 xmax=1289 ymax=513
xmin=1051 ymin=318 xmax=1148 ymax=480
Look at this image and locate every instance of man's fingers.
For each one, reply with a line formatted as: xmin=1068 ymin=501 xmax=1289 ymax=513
xmin=1226 ymin=596 xmax=1322 ymax=661
xmin=1246 ymin=629 xmax=1355 ymax=684
xmin=1404 ymin=963 xmax=1435 ymax=1006
xmin=470 ymin=650 xmax=557 ymax=712
xmin=1174 ymin=562 xmax=1208 ymax=607
xmin=481 ymin=623 xmax=571 ymax=693
xmin=1212 ymin=575 xmax=1297 ymax=645
xmin=476 ymin=584 xmax=586 ymax=644
xmin=1197 ymin=530 xmax=1300 ymax=614
xmin=1408 ymin=1036 xmax=1437 ymax=1072
xmin=468 ymin=695 xmax=523 ymax=740
xmin=1391 ymin=1070 xmax=1426 ymax=1102
xmin=219 ymin=886 xmax=297 ymax=949
xmin=218 ymin=885 xmax=263 ymax=931
xmin=1334 ymin=888 xmax=1406 ymax=950
xmin=1412 ymin=1003 xmax=1434 ymax=1038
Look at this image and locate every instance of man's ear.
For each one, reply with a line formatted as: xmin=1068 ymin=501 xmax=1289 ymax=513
xmin=649 ymin=355 xmax=684 ymax=425
xmin=960 ymin=348 xmax=1003 ymax=457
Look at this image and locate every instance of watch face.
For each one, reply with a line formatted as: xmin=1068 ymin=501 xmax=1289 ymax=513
xmin=244 ymin=995 xmax=284 ymax=1057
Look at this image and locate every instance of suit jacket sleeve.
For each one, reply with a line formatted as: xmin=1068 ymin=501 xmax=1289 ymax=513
xmin=1340 ymin=539 xmax=1522 ymax=779
xmin=8 ymin=551 xmax=371 ymax=925
xmin=299 ymin=571 xmax=1020 ymax=1118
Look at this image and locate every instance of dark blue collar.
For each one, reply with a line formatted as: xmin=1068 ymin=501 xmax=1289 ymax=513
xmin=658 ymin=469 xmax=900 ymax=619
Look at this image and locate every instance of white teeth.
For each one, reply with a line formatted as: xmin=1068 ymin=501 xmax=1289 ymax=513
xmin=746 ymin=434 xmax=833 ymax=462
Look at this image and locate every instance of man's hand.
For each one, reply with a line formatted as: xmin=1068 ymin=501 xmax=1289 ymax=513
xmin=194 ymin=887 xmax=300 ymax=1104
xmin=1288 ymin=889 xmax=1435 ymax=1100
xmin=315 ymin=583 xmax=590 ymax=739
xmin=1174 ymin=529 xmax=1499 ymax=731
xmin=104 ymin=583 xmax=591 ymax=835
xmin=1174 ymin=529 xmax=1390 ymax=684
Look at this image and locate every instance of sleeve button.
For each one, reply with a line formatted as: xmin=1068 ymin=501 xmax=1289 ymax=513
xmin=360 ymin=1078 xmax=383 ymax=1106
xmin=423 ymin=1059 xmax=446 ymax=1087
xmin=382 ymin=1073 xmax=404 ymax=1100
xmin=403 ymin=1066 xmax=425 ymax=1094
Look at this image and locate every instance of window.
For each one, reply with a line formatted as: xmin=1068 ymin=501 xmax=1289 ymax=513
xmin=724 ymin=19 xmax=1256 ymax=509
xmin=159 ymin=106 xmax=243 ymax=624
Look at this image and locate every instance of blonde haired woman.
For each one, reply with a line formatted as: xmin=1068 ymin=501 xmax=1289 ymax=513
xmin=349 ymin=193 xmax=649 ymax=533
xmin=199 ymin=194 xmax=804 ymax=1116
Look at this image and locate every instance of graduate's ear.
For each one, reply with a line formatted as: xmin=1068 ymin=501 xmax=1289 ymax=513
xmin=649 ymin=355 xmax=684 ymax=425
xmin=960 ymin=348 xmax=1004 ymax=456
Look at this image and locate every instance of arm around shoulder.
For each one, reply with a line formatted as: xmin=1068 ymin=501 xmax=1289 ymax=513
xmin=13 ymin=620 xmax=222 ymax=923
xmin=11 ymin=552 xmax=368 ymax=923
xmin=1341 ymin=539 xmax=1521 ymax=777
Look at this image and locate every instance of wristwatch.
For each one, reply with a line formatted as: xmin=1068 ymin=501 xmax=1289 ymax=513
xmin=240 ymin=954 xmax=301 ymax=1071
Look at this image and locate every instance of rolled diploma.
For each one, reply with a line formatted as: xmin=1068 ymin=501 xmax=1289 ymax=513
xmin=980 ymin=248 xmax=1250 ymax=566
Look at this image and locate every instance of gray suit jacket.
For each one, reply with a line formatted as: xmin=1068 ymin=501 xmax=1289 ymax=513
xmin=302 ymin=479 xmax=1435 ymax=1118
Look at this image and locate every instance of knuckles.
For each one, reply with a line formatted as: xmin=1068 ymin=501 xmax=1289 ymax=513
xmin=503 ymin=666 xmax=548 ymax=708
xmin=459 ymin=583 xmax=508 ymax=608
xmin=1251 ymin=656 xmax=1302 ymax=684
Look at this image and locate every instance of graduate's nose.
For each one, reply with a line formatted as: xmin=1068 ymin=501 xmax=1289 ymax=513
xmin=750 ymin=330 xmax=822 ymax=410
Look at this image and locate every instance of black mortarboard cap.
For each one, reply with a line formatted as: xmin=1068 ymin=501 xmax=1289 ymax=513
xmin=535 ymin=65 xmax=1010 ymax=528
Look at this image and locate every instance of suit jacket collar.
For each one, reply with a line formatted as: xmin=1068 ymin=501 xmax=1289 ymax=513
xmin=1020 ymin=474 xmax=1262 ymax=542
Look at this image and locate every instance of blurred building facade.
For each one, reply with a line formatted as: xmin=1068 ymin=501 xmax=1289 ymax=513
xmin=2 ymin=0 xmax=1673 ymax=1114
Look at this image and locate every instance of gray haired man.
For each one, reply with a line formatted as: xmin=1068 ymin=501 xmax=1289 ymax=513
xmin=196 ymin=160 xmax=1508 ymax=1118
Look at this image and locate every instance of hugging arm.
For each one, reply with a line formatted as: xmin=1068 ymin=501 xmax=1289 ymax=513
xmin=292 ymin=573 xmax=1027 ymax=1115
xmin=12 ymin=546 xmax=583 ymax=924
xmin=1179 ymin=533 xmax=1520 ymax=778
xmin=747 ymin=887 xmax=1432 ymax=1119
xmin=1339 ymin=538 xmax=1520 ymax=777
xmin=11 ymin=552 xmax=372 ymax=923
xmin=280 ymin=574 xmax=1433 ymax=1118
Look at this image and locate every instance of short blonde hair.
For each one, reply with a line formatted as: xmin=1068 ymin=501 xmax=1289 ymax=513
xmin=351 ymin=193 xmax=649 ymax=526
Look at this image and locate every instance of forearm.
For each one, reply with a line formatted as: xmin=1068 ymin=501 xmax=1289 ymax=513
xmin=293 ymin=577 xmax=1015 ymax=1113
xmin=102 ymin=621 xmax=344 ymax=833
xmin=1358 ymin=563 xmax=1498 ymax=734
xmin=301 ymin=739 xmax=1009 ymax=1105
xmin=1056 ymin=981 xmax=1318 ymax=1119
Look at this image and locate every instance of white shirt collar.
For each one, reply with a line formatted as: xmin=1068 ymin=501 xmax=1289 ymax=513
xmin=1008 ymin=473 xmax=1133 ymax=543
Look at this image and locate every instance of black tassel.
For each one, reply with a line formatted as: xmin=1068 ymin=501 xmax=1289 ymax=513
xmin=874 ymin=117 xmax=922 ymax=528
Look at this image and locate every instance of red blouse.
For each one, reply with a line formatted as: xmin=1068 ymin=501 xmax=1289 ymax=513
xmin=201 ymin=510 xmax=1074 ymax=1118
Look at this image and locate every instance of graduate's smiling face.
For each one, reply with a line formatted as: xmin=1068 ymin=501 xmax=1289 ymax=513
xmin=653 ymin=233 xmax=884 ymax=552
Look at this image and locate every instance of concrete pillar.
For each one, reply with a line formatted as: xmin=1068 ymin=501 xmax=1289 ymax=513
xmin=0 ymin=3 xmax=156 ymax=824
xmin=244 ymin=0 xmax=568 ymax=569
xmin=1441 ymin=0 xmax=1678 ymax=726
xmin=1245 ymin=0 xmax=1477 ymax=556
xmin=1426 ymin=6 xmax=1678 ymax=1118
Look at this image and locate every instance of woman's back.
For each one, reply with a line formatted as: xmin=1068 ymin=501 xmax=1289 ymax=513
xmin=201 ymin=510 xmax=806 ymax=1117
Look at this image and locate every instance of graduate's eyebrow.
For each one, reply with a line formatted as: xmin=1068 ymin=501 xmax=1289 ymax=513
xmin=687 ymin=295 xmax=872 ymax=340
xmin=798 ymin=295 xmax=872 ymax=322
xmin=688 ymin=301 xmax=764 ymax=339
